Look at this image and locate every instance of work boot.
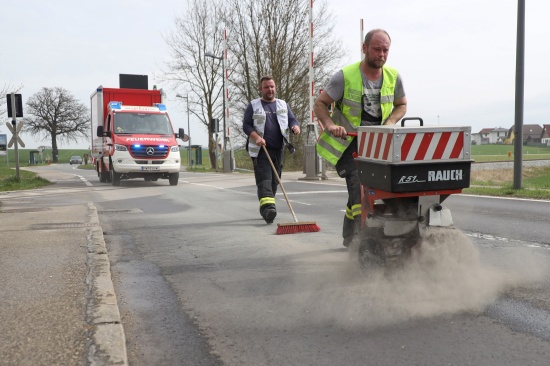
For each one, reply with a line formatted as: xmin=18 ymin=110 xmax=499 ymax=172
xmin=343 ymin=235 xmax=355 ymax=248
xmin=265 ymin=208 xmax=277 ymax=224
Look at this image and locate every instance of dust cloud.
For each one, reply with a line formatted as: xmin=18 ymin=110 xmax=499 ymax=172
xmin=292 ymin=228 xmax=547 ymax=329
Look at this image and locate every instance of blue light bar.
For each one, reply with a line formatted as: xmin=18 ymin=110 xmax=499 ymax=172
xmin=109 ymin=101 xmax=122 ymax=110
xmin=155 ymin=103 xmax=167 ymax=111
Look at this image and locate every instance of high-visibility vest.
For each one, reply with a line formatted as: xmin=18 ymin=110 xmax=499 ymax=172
xmin=316 ymin=62 xmax=398 ymax=165
xmin=247 ymin=98 xmax=290 ymax=157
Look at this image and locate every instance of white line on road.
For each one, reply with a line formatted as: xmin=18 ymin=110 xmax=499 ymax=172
xmin=74 ymin=174 xmax=93 ymax=187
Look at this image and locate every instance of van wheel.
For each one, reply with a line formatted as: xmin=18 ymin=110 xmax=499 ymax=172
xmin=169 ymin=172 xmax=179 ymax=186
xmin=111 ymin=170 xmax=121 ymax=186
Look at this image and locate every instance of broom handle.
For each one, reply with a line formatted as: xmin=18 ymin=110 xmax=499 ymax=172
xmin=262 ymin=145 xmax=299 ymax=223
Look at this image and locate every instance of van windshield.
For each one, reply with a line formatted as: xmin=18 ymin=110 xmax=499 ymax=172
xmin=114 ymin=113 xmax=173 ymax=135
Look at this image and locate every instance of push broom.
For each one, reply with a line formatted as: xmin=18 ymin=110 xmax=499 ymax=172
xmin=262 ymin=145 xmax=320 ymax=235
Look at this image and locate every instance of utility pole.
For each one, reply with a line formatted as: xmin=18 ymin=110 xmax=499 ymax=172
xmin=513 ymin=0 xmax=525 ymax=189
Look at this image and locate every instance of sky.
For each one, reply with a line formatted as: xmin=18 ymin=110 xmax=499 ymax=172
xmin=1 ymin=0 xmax=549 ymax=150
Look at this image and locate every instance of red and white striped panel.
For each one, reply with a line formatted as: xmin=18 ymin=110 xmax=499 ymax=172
xmin=358 ymin=130 xmax=394 ymax=161
xmin=358 ymin=130 xmax=465 ymax=162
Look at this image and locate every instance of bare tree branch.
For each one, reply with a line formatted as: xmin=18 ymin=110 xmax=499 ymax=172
xmin=161 ymin=0 xmax=345 ymax=168
xmin=159 ymin=0 xmax=226 ymax=168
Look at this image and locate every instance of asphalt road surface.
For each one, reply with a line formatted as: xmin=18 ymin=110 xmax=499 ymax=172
xmin=20 ymin=165 xmax=550 ymax=365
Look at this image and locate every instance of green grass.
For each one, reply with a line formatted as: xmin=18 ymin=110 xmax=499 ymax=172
xmin=470 ymin=144 xmax=550 ymax=162
xmin=463 ymin=186 xmax=550 ymax=200
xmin=464 ymin=165 xmax=550 ymax=199
xmin=0 ymin=167 xmax=51 ymax=192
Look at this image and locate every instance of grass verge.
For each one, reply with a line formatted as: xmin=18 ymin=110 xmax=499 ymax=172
xmin=0 ymin=167 xmax=51 ymax=192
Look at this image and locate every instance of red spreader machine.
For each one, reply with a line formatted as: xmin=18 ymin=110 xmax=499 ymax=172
xmin=352 ymin=118 xmax=473 ymax=270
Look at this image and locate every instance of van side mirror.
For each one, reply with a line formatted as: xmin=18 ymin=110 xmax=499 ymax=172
xmin=177 ymin=128 xmax=185 ymax=139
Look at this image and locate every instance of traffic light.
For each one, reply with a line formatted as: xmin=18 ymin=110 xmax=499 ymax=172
xmin=210 ymin=118 xmax=219 ymax=133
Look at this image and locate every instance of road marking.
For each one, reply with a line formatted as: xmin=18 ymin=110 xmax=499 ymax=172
xmin=73 ymin=174 xmax=93 ymax=187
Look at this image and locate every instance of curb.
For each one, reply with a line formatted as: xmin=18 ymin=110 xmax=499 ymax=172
xmin=86 ymin=202 xmax=128 ymax=365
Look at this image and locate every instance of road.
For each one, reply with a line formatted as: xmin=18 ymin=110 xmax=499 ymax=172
xmin=19 ymin=164 xmax=550 ymax=365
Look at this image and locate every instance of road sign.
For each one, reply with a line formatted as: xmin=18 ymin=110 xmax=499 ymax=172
xmin=181 ymin=134 xmax=190 ymax=143
xmin=5 ymin=121 xmax=25 ymax=148
xmin=8 ymin=136 xmax=25 ymax=148
xmin=6 ymin=94 xmax=23 ymax=118
xmin=6 ymin=121 xmax=14 ymax=134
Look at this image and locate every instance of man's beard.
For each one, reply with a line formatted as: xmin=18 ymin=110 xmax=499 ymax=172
xmin=366 ymin=57 xmax=385 ymax=69
xmin=263 ymin=94 xmax=275 ymax=101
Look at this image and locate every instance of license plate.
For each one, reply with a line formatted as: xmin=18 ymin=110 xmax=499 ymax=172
xmin=141 ymin=166 xmax=160 ymax=171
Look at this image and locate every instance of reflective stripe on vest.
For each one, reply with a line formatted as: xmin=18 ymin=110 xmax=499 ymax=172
xmin=247 ymin=98 xmax=290 ymax=157
xmin=316 ymin=62 xmax=398 ymax=165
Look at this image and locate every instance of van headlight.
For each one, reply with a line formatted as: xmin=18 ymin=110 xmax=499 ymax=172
xmin=114 ymin=144 xmax=128 ymax=151
xmin=171 ymin=146 xmax=180 ymax=152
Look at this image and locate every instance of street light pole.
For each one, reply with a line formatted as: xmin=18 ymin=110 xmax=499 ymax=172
xmin=176 ymin=94 xmax=191 ymax=167
xmin=205 ymin=52 xmax=226 ymax=152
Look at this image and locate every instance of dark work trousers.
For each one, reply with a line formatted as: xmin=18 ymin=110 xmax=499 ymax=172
xmin=342 ymin=169 xmax=362 ymax=242
xmin=253 ymin=147 xmax=283 ymax=219
xmin=336 ymin=143 xmax=362 ymax=244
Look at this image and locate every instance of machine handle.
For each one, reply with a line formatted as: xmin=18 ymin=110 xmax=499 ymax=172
xmin=401 ymin=117 xmax=423 ymax=127
xmin=343 ymin=117 xmax=424 ymax=137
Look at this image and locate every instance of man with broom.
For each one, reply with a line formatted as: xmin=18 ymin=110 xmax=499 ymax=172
xmin=243 ymin=76 xmax=301 ymax=224
xmin=314 ymin=29 xmax=407 ymax=247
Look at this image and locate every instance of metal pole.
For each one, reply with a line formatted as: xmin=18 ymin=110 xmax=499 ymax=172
xmin=360 ymin=18 xmax=364 ymax=59
xmin=176 ymin=94 xmax=192 ymax=167
xmin=215 ymin=129 xmax=218 ymax=172
xmin=186 ymin=96 xmax=191 ymax=167
xmin=513 ymin=0 xmax=525 ymax=189
xmin=222 ymin=56 xmax=226 ymax=152
xmin=11 ymin=93 xmax=20 ymax=180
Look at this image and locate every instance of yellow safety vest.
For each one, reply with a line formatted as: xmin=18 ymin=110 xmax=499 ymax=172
xmin=316 ymin=62 xmax=398 ymax=165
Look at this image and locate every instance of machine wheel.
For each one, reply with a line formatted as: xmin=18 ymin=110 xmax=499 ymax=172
xmin=111 ymin=169 xmax=121 ymax=186
xmin=358 ymin=238 xmax=385 ymax=273
xmin=169 ymin=172 xmax=179 ymax=186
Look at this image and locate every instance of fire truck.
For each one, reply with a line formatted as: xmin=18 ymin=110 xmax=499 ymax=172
xmin=90 ymin=86 xmax=184 ymax=186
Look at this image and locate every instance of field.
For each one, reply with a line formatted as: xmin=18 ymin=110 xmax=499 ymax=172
xmin=470 ymin=144 xmax=550 ymax=162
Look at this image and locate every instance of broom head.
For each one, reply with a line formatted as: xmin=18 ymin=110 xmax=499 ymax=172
xmin=276 ymin=221 xmax=320 ymax=235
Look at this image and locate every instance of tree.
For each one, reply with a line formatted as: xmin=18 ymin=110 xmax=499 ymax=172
xmin=223 ymin=0 xmax=344 ymax=165
xmin=162 ymin=0 xmax=227 ymax=169
xmin=23 ymin=87 xmax=89 ymax=163
xmin=162 ymin=0 xmax=344 ymax=169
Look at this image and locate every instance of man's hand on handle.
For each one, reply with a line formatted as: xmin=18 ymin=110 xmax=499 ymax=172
xmin=328 ymin=125 xmax=348 ymax=139
xmin=255 ymin=136 xmax=266 ymax=147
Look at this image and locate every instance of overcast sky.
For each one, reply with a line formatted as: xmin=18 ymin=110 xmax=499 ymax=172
xmin=1 ymin=0 xmax=548 ymax=149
